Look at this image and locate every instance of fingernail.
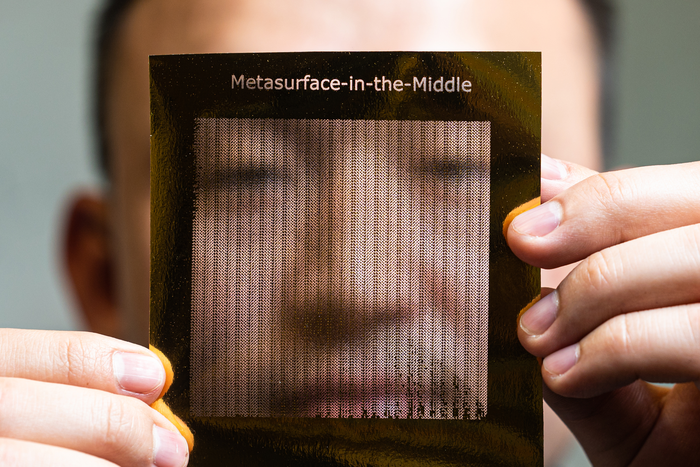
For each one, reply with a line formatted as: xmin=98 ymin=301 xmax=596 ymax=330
xmin=113 ymin=352 xmax=165 ymax=395
xmin=543 ymin=344 xmax=579 ymax=376
xmin=511 ymin=202 xmax=561 ymax=237
xmin=520 ymin=291 xmax=559 ymax=336
xmin=542 ymin=154 xmax=567 ymax=180
xmin=153 ymin=426 xmax=189 ymax=467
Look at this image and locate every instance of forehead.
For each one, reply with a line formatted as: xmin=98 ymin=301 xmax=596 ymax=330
xmin=119 ymin=0 xmax=592 ymax=53
xmin=107 ymin=0 xmax=600 ymax=180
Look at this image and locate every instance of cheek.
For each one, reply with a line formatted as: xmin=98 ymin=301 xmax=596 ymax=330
xmin=134 ymin=195 xmax=151 ymax=276
xmin=112 ymin=185 xmax=151 ymax=343
xmin=127 ymin=194 xmax=151 ymax=304
xmin=195 ymin=185 xmax=479 ymax=305
xmin=119 ymin=189 xmax=150 ymax=282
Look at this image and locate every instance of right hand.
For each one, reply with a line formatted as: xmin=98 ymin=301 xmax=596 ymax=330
xmin=0 ymin=329 xmax=189 ymax=466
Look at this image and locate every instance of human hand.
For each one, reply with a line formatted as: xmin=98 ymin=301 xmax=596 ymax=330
xmin=507 ymin=155 xmax=700 ymax=466
xmin=0 ymin=329 xmax=189 ymax=466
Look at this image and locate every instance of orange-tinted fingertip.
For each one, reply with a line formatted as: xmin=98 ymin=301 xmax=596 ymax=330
xmin=502 ymin=197 xmax=541 ymax=240
xmin=518 ymin=293 xmax=542 ymax=322
xmin=149 ymin=346 xmax=194 ymax=452
xmin=151 ymin=398 xmax=195 ymax=452
xmin=149 ymin=345 xmax=174 ymax=398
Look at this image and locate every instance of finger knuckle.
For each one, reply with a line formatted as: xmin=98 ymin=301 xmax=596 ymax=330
xmin=581 ymin=248 xmax=622 ymax=291
xmin=0 ymin=438 xmax=11 ymax=466
xmin=682 ymin=226 xmax=700 ymax=266
xmin=54 ymin=334 xmax=106 ymax=387
xmin=601 ymin=313 xmax=636 ymax=357
xmin=679 ymin=307 xmax=700 ymax=361
xmin=94 ymin=396 xmax=148 ymax=460
xmin=688 ymin=308 xmax=700 ymax=343
xmin=587 ymin=172 xmax=636 ymax=215
xmin=102 ymin=397 xmax=132 ymax=447
xmin=0 ymin=378 xmax=16 ymax=427
xmin=0 ymin=439 xmax=26 ymax=467
xmin=55 ymin=336 xmax=85 ymax=385
xmin=0 ymin=379 xmax=5 ymax=412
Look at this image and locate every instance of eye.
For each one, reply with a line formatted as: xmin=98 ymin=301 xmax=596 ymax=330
xmin=229 ymin=167 xmax=281 ymax=188
xmin=419 ymin=159 xmax=474 ymax=183
xmin=201 ymin=166 xmax=285 ymax=191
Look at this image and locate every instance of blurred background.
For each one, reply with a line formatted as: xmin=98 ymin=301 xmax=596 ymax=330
xmin=1 ymin=1 xmax=698 ymax=465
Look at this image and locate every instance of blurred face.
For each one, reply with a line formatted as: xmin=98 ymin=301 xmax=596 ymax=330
xmin=106 ymin=0 xmax=601 ymax=367
xmin=189 ymin=117 xmax=491 ymax=418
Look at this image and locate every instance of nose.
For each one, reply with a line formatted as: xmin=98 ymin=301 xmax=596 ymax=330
xmin=319 ymin=120 xmax=394 ymax=307
xmin=284 ymin=120 xmax=403 ymax=346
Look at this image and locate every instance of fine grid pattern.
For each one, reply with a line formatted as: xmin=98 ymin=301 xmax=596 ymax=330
xmin=191 ymin=118 xmax=490 ymax=419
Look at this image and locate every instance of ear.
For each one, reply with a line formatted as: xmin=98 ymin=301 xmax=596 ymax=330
xmin=63 ymin=192 xmax=121 ymax=337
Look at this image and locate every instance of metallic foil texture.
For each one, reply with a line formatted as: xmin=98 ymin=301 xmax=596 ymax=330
xmin=150 ymin=52 xmax=542 ymax=466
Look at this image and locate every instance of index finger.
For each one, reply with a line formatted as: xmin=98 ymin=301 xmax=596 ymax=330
xmin=0 ymin=329 xmax=165 ymax=404
xmin=540 ymin=154 xmax=598 ymax=203
xmin=508 ymin=161 xmax=700 ymax=269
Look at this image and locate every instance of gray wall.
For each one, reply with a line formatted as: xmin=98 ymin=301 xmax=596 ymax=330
xmin=612 ymin=0 xmax=700 ymax=168
xmin=1 ymin=0 xmax=100 ymax=330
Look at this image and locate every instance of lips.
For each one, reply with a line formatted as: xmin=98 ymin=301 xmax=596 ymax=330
xmin=266 ymin=347 xmax=471 ymax=420
xmin=190 ymin=302 xmax=487 ymax=421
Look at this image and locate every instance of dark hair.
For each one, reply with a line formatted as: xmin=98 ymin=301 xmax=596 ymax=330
xmin=93 ymin=0 xmax=615 ymax=178
xmin=94 ymin=0 xmax=135 ymax=179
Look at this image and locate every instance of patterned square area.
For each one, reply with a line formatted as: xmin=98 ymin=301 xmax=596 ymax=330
xmin=191 ymin=118 xmax=490 ymax=419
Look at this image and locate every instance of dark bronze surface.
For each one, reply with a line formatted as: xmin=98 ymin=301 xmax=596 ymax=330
xmin=150 ymin=52 xmax=542 ymax=466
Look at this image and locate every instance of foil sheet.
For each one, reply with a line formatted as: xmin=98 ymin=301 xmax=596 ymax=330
xmin=150 ymin=52 xmax=542 ymax=466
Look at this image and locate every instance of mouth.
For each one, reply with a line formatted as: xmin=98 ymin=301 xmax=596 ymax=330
xmin=267 ymin=372 xmax=469 ymax=419
xmin=190 ymin=302 xmax=487 ymax=421
xmin=283 ymin=299 xmax=412 ymax=349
